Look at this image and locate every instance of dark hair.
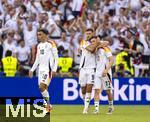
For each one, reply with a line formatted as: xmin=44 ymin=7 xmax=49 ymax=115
xmin=20 ymin=5 xmax=27 ymax=13
xmin=38 ymin=29 xmax=49 ymax=35
xmin=86 ymin=28 xmax=94 ymax=33
xmin=18 ymin=39 xmax=24 ymax=44
xmin=97 ymin=35 xmax=101 ymax=39
xmin=5 ymin=50 xmax=12 ymax=57
xmin=89 ymin=36 xmax=97 ymax=42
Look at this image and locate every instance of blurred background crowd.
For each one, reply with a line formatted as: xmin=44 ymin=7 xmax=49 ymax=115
xmin=0 ymin=0 xmax=149 ymax=77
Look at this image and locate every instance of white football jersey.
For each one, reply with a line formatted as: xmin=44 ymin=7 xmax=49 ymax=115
xmin=95 ymin=47 xmax=113 ymax=77
xmin=31 ymin=41 xmax=58 ymax=72
xmin=79 ymin=40 xmax=96 ymax=69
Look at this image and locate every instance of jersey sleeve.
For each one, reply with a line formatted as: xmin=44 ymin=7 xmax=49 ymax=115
xmin=79 ymin=40 xmax=89 ymax=49
xmin=49 ymin=41 xmax=59 ymax=72
xmin=103 ymin=47 xmax=113 ymax=57
xmin=30 ymin=45 xmax=39 ymax=72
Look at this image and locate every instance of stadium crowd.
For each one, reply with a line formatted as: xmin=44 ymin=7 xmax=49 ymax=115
xmin=0 ymin=0 xmax=149 ymax=77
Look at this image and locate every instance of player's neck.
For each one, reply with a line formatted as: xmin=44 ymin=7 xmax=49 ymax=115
xmin=41 ymin=38 xmax=48 ymax=43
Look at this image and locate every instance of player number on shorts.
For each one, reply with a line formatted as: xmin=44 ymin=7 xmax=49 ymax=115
xmin=105 ymin=81 xmax=111 ymax=88
xmin=42 ymin=74 xmax=47 ymax=80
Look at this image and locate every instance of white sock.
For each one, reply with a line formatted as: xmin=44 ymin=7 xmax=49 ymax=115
xmin=84 ymin=93 xmax=91 ymax=109
xmin=94 ymin=101 xmax=99 ymax=111
xmin=108 ymin=100 xmax=113 ymax=107
xmin=41 ymin=90 xmax=50 ymax=104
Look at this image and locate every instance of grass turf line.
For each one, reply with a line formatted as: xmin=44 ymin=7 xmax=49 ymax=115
xmin=51 ymin=105 xmax=150 ymax=122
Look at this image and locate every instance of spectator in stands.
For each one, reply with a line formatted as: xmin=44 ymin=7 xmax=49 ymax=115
xmin=22 ymin=21 xmax=38 ymax=48
xmin=115 ymin=51 xmax=134 ymax=77
xmin=0 ymin=0 xmax=149 ymax=77
xmin=18 ymin=4 xmax=28 ymax=20
xmin=0 ymin=35 xmax=3 ymax=61
xmin=58 ymin=50 xmax=73 ymax=77
xmin=42 ymin=12 xmax=61 ymax=38
xmin=16 ymin=40 xmax=31 ymax=76
xmin=3 ymin=31 xmax=17 ymax=57
xmin=71 ymin=0 xmax=83 ymax=17
xmin=1 ymin=50 xmax=18 ymax=77
xmin=129 ymin=32 xmax=144 ymax=77
xmin=56 ymin=31 xmax=70 ymax=53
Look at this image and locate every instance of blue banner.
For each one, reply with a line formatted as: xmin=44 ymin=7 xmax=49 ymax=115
xmin=0 ymin=77 xmax=150 ymax=105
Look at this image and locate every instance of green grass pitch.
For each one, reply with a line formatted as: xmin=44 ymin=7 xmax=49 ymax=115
xmin=51 ymin=105 xmax=150 ymax=122
xmin=1 ymin=105 xmax=150 ymax=122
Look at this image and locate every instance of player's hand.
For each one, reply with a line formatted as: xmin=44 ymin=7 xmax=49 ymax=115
xmin=51 ymin=71 xmax=56 ymax=77
xmin=102 ymin=70 xmax=108 ymax=77
xmin=29 ymin=71 xmax=33 ymax=78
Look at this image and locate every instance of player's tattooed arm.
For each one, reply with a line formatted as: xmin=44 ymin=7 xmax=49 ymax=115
xmin=85 ymin=41 xmax=100 ymax=53
xmin=86 ymin=41 xmax=109 ymax=53
xmin=102 ymin=56 xmax=114 ymax=77
xmin=98 ymin=41 xmax=109 ymax=47
xmin=95 ymin=41 xmax=109 ymax=52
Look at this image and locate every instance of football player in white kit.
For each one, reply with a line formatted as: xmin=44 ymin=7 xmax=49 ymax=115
xmin=29 ymin=29 xmax=58 ymax=114
xmin=79 ymin=29 xmax=109 ymax=114
xmin=90 ymin=36 xmax=114 ymax=114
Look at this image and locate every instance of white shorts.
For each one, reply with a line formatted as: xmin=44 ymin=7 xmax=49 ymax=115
xmin=38 ymin=71 xmax=51 ymax=86
xmin=79 ymin=68 xmax=95 ymax=87
xmin=94 ymin=74 xmax=113 ymax=90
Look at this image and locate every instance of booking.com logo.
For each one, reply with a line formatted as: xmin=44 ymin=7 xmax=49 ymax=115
xmin=5 ymin=99 xmax=47 ymax=118
xmin=63 ymin=78 xmax=150 ymax=102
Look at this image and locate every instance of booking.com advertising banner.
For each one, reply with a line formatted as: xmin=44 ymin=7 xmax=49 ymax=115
xmin=0 ymin=77 xmax=150 ymax=105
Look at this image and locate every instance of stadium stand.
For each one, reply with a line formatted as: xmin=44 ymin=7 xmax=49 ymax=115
xmin=0 ymin=0 xmax=149 ymax=77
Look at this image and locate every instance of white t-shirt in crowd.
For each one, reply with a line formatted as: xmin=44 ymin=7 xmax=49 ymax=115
xmin=3 ymin=39 xmax=17 ymax=57
xmin=128 ymin=17 xmax=139 ymax=27
xmin=57 ymin=39 xmax=70 ymax=50
xmin=129 ymin=0 xmax=142 ymax=11
xmin=42 ymin=19 xmax=61 ymax=37
xmin=71 ymin=0 xmax=83 ymax=11
xmin=5 ymin=19 xmax=18 ymax=31
xmin=16 ymin=45 xmax=31 ymax=62
xmin=23 ymin=23 xmax=38 ymax=48
xmin=7 ymin=0 xmax=15 ymax=5
xmin=115 ymin=0 xmax=129 ymax=15
xmin=139 ymin=32 xmax=150 ymax=55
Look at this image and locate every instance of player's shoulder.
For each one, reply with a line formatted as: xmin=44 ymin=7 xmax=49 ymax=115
xmin=80 ymin=39 xmax=88 ymax=48
xmin=47 ymin=40 xmax=57 ymax=48
xmin=37 ymin=42 xmax=43 ymax=46
xmin=102 ymin=46 xmax=111 ymax=52
xmin=36 ymin=43 xmax=41 ymax=48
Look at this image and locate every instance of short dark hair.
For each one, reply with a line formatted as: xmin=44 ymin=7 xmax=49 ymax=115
xmin=20 ymin=5 xmax=27 ymax=13
xmin=86 ymin=28 xmax=94 ymax=33
xmin=89 ymin=36 xmax=97 ymax=42
xmin=5 ymin=50 xmax=12 ymax=57
xmin=38 ymin=29 xmax=49 ymax=35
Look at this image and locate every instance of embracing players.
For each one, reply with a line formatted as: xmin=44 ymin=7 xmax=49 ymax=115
xmin=79 ymin=28 xmax=109 ymax=114
xmin=90 ymin=36 xmax=114 ymax=114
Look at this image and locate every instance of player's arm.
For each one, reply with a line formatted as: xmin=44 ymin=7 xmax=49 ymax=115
xmin=97 ymin=41 xmax=109 ymax=48
xmin=85 ymin=41 xmax=99 ymax=53
xmin=102 ymin=56 xmax=114 ymax=77
xmin=86 ymin=41 xmax=109 ymax=53
xmin=51 ymin=42 xmax=59 ymax=73
xmin=102 ymin=49 xmax=114 ymax=77
xmin=29 ymin=46 xmax=39 ymax=78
